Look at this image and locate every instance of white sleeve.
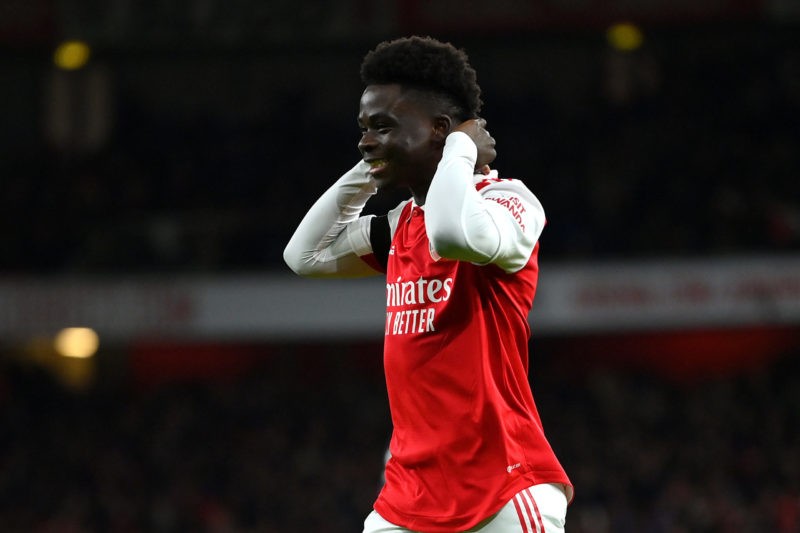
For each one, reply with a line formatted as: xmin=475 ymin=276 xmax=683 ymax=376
xmin=425 ymin=132 xmax=545 ymax=273
xmin=283 ymin=161 xmax=383 ymax=278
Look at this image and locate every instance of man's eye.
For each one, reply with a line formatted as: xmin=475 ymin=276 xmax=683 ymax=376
xmin=358 ymin=124 xmax=391 ymax=134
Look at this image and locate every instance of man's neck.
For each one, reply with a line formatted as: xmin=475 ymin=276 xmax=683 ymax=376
xmin=410 ymin=185 xmax=428 ymax=207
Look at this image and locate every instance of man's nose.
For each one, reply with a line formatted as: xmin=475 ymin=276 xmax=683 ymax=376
xmin=358 ymin=132 xmax=377 ymax=154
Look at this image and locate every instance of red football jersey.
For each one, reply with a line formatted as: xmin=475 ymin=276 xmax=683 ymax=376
xmin=373 ymin=199 xmax=572 ymax=532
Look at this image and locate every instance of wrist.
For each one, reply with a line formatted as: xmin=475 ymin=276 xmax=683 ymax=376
xmin=443 ymin=132 xmax=478 ymax=165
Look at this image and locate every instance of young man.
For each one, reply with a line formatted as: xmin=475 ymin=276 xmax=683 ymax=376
xmin=284 ymin=36 xmax=573 ymax=532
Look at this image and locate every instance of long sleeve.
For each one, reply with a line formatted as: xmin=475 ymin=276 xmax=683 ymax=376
xmin=283 ymin=161 xmax=382 ymax=278
xmin=425 ymin=132 xmax=545 ymax=273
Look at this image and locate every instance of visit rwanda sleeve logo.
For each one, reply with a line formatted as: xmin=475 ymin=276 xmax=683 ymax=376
xmin=486 ymin=195 xmax=527 ymax=231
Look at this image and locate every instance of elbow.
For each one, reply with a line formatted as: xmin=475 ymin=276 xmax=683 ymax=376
xmin=427 ymin=224 xmax=452 ymax=254
xmin=428 ymin=229 xmax=480 ymax=262
xmin=428 ymin=232 xmax=461 ymax=260
xmin=283 ymin=244 xmax=309 ymax=276
xmin=282 ymin=249 xmax=301 ymax=275
xmin=283 ymin=244 xmax=330 ymax=278
xmin=428 ymin=225 xmax=498 ymax=263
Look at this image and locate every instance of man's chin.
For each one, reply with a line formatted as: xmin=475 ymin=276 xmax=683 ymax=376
xmin=374 ymin=176 xmax=400 ymax=192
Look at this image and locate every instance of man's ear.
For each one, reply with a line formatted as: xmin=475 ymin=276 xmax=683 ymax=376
xmin=431 ymin=115 xmax=453 ymax=142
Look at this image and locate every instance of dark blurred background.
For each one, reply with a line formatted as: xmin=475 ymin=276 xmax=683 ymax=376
xmin=1 ymin=0 xmax=799 ymax=531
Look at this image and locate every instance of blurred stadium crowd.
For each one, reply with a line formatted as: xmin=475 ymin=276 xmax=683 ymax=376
xmin=1 ymin=26 xmax=798 ymax=274
xmin=1 ymin=343 xmax=798 ymax=532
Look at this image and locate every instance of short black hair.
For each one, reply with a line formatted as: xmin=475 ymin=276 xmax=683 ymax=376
xmin=360 ymin=36 xmax=483 ymax=121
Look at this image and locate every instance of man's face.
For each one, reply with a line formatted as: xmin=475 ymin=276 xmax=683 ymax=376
xmin=357 ymin=84 xmax=443 ymax=191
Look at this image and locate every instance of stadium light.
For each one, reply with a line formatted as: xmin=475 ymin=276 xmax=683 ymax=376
xmin=607 ymin=23 xmax=644 ymax=52
xmin=53 ymin=40 xmax=91 ymax=71
xmin=54 ymin=327 xmax=99 ymax=359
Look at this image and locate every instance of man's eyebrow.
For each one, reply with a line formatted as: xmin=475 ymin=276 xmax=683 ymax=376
xmin=359 ymin=112 xmax=394 ymax=124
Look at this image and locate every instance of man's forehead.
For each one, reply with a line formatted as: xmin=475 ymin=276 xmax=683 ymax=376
xmin=361 ymin=84 xmax=404 ymax=106
xmin=359 ymin=84 xmax=423 ymax=116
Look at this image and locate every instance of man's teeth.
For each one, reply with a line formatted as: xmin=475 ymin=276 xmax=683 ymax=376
xmin=369 ymin=159 xmax=387 ymax=169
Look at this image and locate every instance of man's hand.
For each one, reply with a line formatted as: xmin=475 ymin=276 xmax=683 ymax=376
xmin=454 ymin=118 xmax=496 ymax=174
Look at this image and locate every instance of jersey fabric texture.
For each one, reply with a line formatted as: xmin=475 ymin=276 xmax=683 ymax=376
xmin=371 ymin=179 xmax=572 ymax=532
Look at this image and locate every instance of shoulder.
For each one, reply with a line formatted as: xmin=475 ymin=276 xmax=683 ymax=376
xmin=387 ymin=199 xmax=414 ymax=235
xmin=475 ymin=173 xmax=534 ymax=197
xmin=474 ymin=173 xmax=545 ymax=229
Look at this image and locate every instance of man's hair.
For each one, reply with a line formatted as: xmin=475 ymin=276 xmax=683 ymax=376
xmin=360 ymin=36 xmax=483 ymax=122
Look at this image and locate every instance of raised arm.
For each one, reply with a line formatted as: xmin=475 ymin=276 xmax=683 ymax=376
xmin=283 ymin=161 xmax=384 ymax=278
xmin=425 ymin=128 xmax=545 ymax=273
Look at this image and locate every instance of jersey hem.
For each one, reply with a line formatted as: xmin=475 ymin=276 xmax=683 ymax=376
xmin=374 ymin=472 xmax=573 ymax=532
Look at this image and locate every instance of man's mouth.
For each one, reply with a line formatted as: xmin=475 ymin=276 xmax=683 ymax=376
xmin=367 ymin=159 xmax=388 ymax=175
